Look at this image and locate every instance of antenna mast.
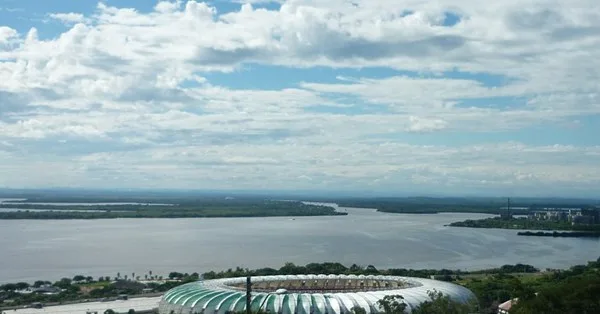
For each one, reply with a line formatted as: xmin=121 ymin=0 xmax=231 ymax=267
xmin=246 ymin=276 xmax=252 ymax=314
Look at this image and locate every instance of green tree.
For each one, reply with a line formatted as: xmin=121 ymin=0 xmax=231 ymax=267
xmin=510 ymin=272 xmax=600 ymax=314
xmin=279 ymin=262 xmax=304 ymax=275
xmin=377 ymin=295 xmax=407 ymax=314
xmin=365 ymin=265 xmax=379 ymax=275
xmin=350 ymin=306 xmax=367 ymax=314
xmin=412 ymin=289 xmax=476 ymax=314
xmin=464 ymin=274 xmax=528 ymax=311
xmin=73 ymin=275 xmax=86 ymax=282
xmin=104 ymin=310 xmax=115 ymax=314
xmin=0 ymin=283 xmax=17 ymax=291
xmin=54 ymin=278 xmax=72 ymax=289
xmin=349 ymin=264 xmax=364 ymax=273
xmin=128 ymin=309 xmax=136 ymax=314
xmin=33 ymin=280 xmax=50 ymax=288
xmin=169 ymin=272 xmax=184 ymax=279
xmin=15 ymin=282 xmax=30 ymax=290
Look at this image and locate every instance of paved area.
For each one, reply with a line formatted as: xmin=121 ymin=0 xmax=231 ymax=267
xmin=4 ymin=296 xmax=161 ymax=314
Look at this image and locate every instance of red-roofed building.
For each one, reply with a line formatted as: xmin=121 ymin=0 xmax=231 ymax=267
xmin=498 ymin=298 xmax=518 ymax=314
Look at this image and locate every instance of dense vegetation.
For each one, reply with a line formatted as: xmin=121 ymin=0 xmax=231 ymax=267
xmin=449 ymin=217 xmax=600 ymax=232
xmin=463 ymin=257 xmax=600 ymax=314
xmin=202 ymin=262 xmax=486 ymax=280
xmin=335 ymin=197 xmax=517 ymax=214
xmin=334 ymin=197 xmax=599 ymax=215
xmin=0 ymin=199 xmax=346 ymax=219
xmin=518 ymin=231 xmax=600 ymax=238
xmin=510 ymin=261 xmax=600 ymax=314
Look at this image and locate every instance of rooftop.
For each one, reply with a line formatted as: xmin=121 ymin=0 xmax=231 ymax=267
xmin=7 ymin=296 xmax=160 ymax=314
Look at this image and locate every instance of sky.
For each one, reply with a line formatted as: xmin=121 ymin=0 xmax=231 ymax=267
xmin=0 ymin=0 xmax=599 ymax=197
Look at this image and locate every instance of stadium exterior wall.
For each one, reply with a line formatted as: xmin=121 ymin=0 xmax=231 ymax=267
xmin=158 ymin=275 xmax=476 ymax=314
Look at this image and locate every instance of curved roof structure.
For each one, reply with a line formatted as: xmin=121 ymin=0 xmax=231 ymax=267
xmin=158 ymin=275 xmax=476 ymax=314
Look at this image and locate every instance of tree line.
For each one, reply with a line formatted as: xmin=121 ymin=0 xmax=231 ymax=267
xmin=0 ymin=201 xmax=346 ymax=219
xmin=200 ymin=262 xmax=537 ymax=280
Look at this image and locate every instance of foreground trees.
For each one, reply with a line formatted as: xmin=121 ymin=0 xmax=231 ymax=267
xmin=464 ymin=257 xmax=600 ymax=314
xmin=510 ymin=269 xmax=600 ymax=313
xmin=411 ymin=290 xmax=476 ymax=314
xmin=377 ymin=295 xmax=407 ymax=314
xmin=376 ymin=290 xmax=476 ymax=314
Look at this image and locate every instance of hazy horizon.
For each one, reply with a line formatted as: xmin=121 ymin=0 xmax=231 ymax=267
xmin=1 ymin=187 xmax=599 ymax=201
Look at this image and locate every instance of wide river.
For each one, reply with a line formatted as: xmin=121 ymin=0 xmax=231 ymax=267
xmin=1 ymin=203 xmax=598 ymax=283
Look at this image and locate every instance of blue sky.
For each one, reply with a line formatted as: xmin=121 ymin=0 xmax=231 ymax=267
xmin=0 ymin=0 xmax=599 ymax=197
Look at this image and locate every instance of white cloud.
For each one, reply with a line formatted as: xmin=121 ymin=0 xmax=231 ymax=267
xmin=154 ymin=1 xmax=183 ymax=13
xmin=0 ymin=26 xmax=18 ymax=44
xmin=0 ymin=0 xmax=599 ymax=195
xmin=407 ymin=116 xmax=448 ymax=133
xmin=48 ymin=12 xmax=87 ymax=24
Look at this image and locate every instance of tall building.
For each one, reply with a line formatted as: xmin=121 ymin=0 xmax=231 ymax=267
xmin=580 ymin=209 xmax=600 ymax=224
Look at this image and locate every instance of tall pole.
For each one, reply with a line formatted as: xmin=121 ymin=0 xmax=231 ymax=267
xmin=246 ymin=276 xmax=252 ymax=314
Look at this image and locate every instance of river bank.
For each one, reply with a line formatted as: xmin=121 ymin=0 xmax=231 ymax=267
xmin=0 ymin=200 xmax=345 ymax=219
xmin=518 ymin=231 xmax=600 ymax=238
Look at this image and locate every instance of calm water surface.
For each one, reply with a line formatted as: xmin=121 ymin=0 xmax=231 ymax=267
xmin=0 ymin=203 xmax=598 ymax=283
xmin=0 ymin=202 xmax=174 ymax=206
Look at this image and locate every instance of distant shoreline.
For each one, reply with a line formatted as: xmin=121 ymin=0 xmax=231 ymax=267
xmin=0 ymin=200 xmax=347 ymax=219
xmin=517 ymin=231 xmax=600 ymax=238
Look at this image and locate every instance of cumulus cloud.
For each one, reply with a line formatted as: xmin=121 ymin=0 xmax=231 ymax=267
xmin=407 ymin=116 xmax=448 ymax=133
xmin=0 ymin=26 xmax=18 ymax=43
xmin=48 ymin=12 xmax=88 ymax=24
xmin=0 ymin=0 xmax=598 ymax=195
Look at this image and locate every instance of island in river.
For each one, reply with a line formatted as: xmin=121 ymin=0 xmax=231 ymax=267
xmin=448 ymin=216 xmax=600 ymax=238
xmin=448 ymin=216 xmax=600 ymax=231
xmin=517 ymin=231 xmax=600 ymax=238
xmin=0 ymin=198 xmax=345 ymax=219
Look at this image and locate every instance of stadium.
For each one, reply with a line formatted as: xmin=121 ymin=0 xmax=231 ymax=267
xmin=158 ymin=274 xmax=476 ymax=314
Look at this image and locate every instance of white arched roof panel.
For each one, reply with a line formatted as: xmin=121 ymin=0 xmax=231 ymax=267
xmin=159 ymin=275 xmax=476 ymax=314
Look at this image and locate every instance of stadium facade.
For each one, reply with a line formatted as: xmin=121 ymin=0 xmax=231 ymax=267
xmin=158 ymin=274 xmax=476 ymax=314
